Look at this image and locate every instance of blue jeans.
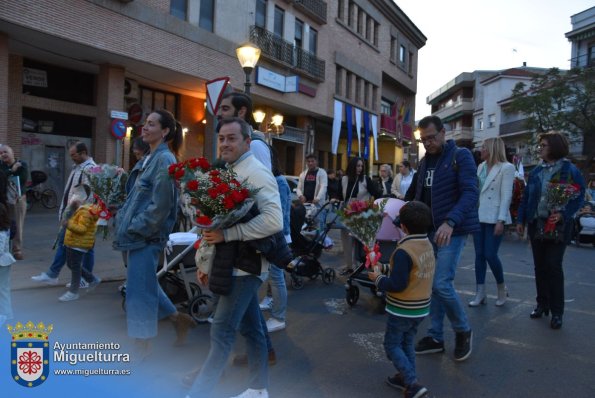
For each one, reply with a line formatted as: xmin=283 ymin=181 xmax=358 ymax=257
xmin=268 ymin=264 xmax=287 ymax=322
xmin=65 ymin=248 xmax=97 ymax=294
xmin=384 ymin=315 xmax=424 ymax=386
xmin=188 ymin=275 xmax=268 ymax=397
xmin=428 ymin=234 xmax=470 ymax=342
xmin=473 ymin=223 xmax=505 ymax=285
xmin=0 ymin=265 xmax=12 ymax=323
xmin=47 ymin=228 xmax=94 ymax=278
xmin=126 ymin=244 xmax=176 ymax=339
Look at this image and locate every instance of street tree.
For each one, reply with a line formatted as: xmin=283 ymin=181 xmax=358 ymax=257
xmin=508 ymin=67 xmax=595 ymax=174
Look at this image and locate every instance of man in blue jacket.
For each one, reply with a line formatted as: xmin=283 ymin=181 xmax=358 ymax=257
xmin=409 ymin=116 xmax=479 ymax=362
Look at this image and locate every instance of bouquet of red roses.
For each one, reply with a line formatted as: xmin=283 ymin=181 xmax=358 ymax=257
xmin=338 ymin=199 xmax=386 ymax=268
xmin=542 ymin=180 xmax=581 ymax=236
xmin=168 ymin=157 xmax=259 ymax=227
xmin=168 ymin=157 xmax=260 ymax=274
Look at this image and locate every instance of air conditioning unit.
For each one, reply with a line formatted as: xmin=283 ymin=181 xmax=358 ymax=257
xmin=124 ymin=79 xmax=139 ymax=100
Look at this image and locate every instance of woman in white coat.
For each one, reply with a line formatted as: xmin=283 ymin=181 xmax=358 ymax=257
xmin=470 ymin=138 xmax=515 ymax=307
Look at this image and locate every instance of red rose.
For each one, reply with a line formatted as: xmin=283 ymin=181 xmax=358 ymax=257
xmin=209 ymin=169 xmax=221 ymax=177
xmin=174 ymin=169 xmax=185 ymax=180
xmin=211 ymin=176 xmax=222 ymax=184
xmin=198 ymin=157 xmax=211 ymax=170
xmin=186 ymin=180 xmax=199 ymax=191
xmin=217 ymin=183 xmax=231 ymax=194
xmin=230 ymin=179 xmax=241 ymax=187
xmin=223 ymin=195 xmax=235 ymax=210
xmin=231 ymin=190 xmax=245 ymax=203
xmin=168 ymin=164 xmax=177 ymax=175
xmin=189 ymin=159 xmax=200 ymax=169
xmin=196 ymin=215 xmax=212 ymax=226
xmin=240 ymin=188 xmax=249 ymax=200
xmin=208 ymin=188 xmax=218 ymax=198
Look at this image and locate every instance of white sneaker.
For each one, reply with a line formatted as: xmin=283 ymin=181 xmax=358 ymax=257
xmin=59 ymin=291 xmax=80 ymax=302
xmin=88 ymin=277 xmax=102 ymax=290
xmin=230 ymin=388 xmax=269 ymax=398
xmin=31 ymin=272 xmax=59 ymax=285
xmin=266 ymin=318 xmax=286 ymax=333
xmin=259 ymin=296 xmax=273 ymax=311
xmin=65 ymin=279 xmax=89 ymax=289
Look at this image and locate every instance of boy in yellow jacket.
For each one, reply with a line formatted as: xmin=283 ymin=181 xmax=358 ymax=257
xmin=59 ymin=201 xmax=102 ymax=302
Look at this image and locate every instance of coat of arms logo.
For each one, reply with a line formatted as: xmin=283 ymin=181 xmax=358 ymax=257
xmin=7 ymin=321 xmax=53 ymax=387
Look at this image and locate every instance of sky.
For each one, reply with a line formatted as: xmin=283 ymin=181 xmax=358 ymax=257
xmin=394 ymin=0 xmax=594 ymax=120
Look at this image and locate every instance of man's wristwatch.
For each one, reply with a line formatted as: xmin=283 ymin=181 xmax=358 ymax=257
xmin=445 ymin=219 xmax=456 ymax=228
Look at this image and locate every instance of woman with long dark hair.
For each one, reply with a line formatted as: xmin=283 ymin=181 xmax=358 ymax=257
xmin=516 ymin=131 xmax=585 ymax=329
xmin=339 ymin=157 xmax=381 ymax=275
xmin=114 ymin=109 xmax=195 ymax=354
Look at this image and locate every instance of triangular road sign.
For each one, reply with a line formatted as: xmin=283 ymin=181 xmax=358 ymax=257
xmin=206 ymin=77 xmax=230 ymax=116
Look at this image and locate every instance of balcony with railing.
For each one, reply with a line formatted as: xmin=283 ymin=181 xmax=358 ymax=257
xmin=434 ymin=98 xmax=474 ymax=122
xmin=282 ymin=0 xmax=327 ymax=24
xmin=273 ymin=125 xmax=306 ymax=144
xmin=499 ymin=119 xmax=530 ymax=136
xmin=250 ymin=26 xmax=325 ymax=81
xmin=380 ymin=114 xmax=413 ymax=142
xmin=446 ymin=127 xmax=473 ymax=141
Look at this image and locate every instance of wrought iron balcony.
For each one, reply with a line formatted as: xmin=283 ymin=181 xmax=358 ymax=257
xmin=250 ymin=26 xmax=325 ymax=81
xmin=500 ymin=119 xmax=529 ymax=136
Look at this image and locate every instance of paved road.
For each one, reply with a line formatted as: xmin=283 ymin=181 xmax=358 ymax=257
xmin=3 ymin=209 xmax=595 ymax=397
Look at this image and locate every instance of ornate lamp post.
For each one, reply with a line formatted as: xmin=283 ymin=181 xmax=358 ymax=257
xmin=235 ymin=42 xmax=261 ymax=96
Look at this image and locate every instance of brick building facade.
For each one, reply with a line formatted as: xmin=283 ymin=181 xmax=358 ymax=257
xmin=0 ymin=0 xmax=425 ymax=194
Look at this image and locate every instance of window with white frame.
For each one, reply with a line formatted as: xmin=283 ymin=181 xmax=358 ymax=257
xmin=488 ymin=114 xmax=496 ymax=128
xmin=477 ymin=117 xmax=484 ymax=130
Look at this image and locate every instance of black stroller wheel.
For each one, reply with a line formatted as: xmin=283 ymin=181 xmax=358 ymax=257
xmin=346 ymin=285 xmax=359 ymax=307
xmin=322 ymin=268 xmax=335 ymax=284
xmin=291 ymin=275 xmax=304 ymax=290
xmin=188 ymin=294 xmax=214 ymax=324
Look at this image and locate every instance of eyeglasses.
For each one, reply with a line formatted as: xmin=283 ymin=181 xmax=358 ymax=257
xmin=420 ymin=132 xmax=442 ymax=143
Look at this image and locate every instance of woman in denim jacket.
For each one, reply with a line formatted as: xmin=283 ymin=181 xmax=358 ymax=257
xmin=113 ymin=110 xmax=195 ymax=355
xmin=516 ymin=131 xmax=585 ymax=330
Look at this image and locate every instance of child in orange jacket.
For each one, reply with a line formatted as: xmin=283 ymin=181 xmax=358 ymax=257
xmin=59 ymin=201 xmax=102 ymax=302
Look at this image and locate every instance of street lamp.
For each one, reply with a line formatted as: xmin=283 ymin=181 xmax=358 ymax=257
xmin=236 ymin=42 xmax=261 ymax=96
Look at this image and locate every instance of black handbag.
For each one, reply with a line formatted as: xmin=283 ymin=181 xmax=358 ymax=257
xmin=534 ymin=217 xmax=565 ymax=243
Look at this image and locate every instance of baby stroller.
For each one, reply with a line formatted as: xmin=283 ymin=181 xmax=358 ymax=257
xmin=120 ymin=228 xmax=214 ymax=323
xmin=345 ymin=198 xmax=406 ymax=307
xmin=287 ymin=201 xmax=339 ymax=289
xmin=574 ymin=201 xmax=595 ymax=247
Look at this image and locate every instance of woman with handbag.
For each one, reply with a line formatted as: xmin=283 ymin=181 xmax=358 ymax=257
xmin=470 ymin=138 xmax=515 ymax=307
xmin=339 ymin=157 xmax=381 ymax=275
xmin=516 ymin=131 xmax=585 ymax=329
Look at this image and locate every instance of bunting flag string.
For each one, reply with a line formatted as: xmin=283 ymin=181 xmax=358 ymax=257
xmin=354 ymin=108 xmax=362 ymax=156
xmin=371 ymin=114 xmax=379 ymax=161
xmin=363 ymin=111 xmax=370 ymax=160
xmin=332 ymin=100 xmax=343 ymax=154
xmin=345 ymin=104 xmax=353 ymax=157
